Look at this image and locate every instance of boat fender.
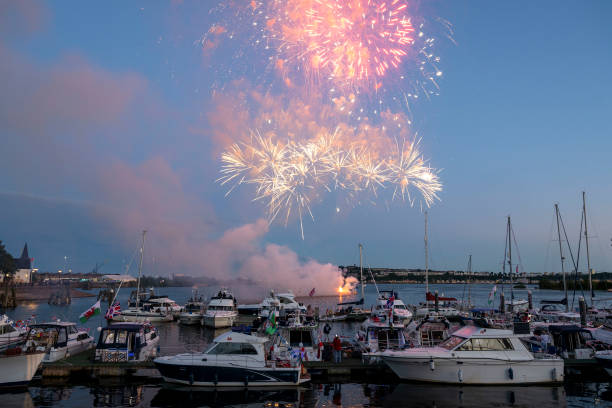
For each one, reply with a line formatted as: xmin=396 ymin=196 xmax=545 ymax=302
xmin=214 ymin=373 xmax=218 ymax=386
xmin=244 ymin=374 xmax=249 ymax=387
xmin=551 ymin=368 xmax=557 ymax=381
xmin=429 ymin=359 xmax=435 ymax=371
xmin=189 ymin=371 xmax=194 ymax=386
xmin=508 ymin=367 xmax=514 ymax=380
xmin=458 ymin=368 xmax=463 ymax=383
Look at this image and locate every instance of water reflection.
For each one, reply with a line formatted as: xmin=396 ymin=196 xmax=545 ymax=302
xmin=150 ymin=385 xmax=303 ymax=407
xmin=0 ymin=390 xmax=34 ymax=408
xmin=381 ymin=384 xmax=566 ymax=408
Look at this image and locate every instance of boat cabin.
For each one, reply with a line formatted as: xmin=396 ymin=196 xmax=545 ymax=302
xmin=95 ymin=322 xmax=158 ymax=362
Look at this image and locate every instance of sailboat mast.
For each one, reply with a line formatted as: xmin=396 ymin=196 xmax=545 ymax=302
xmin=424 ymin=211 xmax=429 ymax=298
xmin=136 ymin=230 xmax=146 ymax=309
xmin=508 ymin=216 xmax=514 ymax=307
xmin=583 ymin=191 xmax=593 ymax=307
xmin=467 ymin=254 xmax=472 ymax=309
xmin=554 ymin=204 xmax=568 ymax=311
xmin=359 ymin=243 xmax=365 ymax=302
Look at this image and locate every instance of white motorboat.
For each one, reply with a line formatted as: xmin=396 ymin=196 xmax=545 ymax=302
xmin=356 ymin=312 xmax=407 ymax=364
xmin=374 ymin=290 xmax=413 ymax=325
xmin=0 ymin=345 xmax=45 ymax=387
xmin=238 ymin=291 xmax=281 ymax=319
xmin=277 ymin=291 xmax=307 ymax=316
xmin=535 ymin=304 xmax=580 ymax=323
xmin=111 ymin=305 xmax=174 ymax=323
xmin=0 ymin=315 xmax=27 ymax=351
xmin=179 ymin=293 xmax=206 ymax=325
xmin=505 ymin=298 xmax=529 ymax=313
xmin=274 ymin=315 xmax=322 ymax=362
xmin=94 ymin=322 xmax=159 ymax=362
xmin=144 ymin=297 xmax=182 ymax=320
xmin=379 ymin=326 xmax=564 ymax=384
xmin=202 ymin=288 xmax=238 ymax=328
xmin=154 ymin=331 xmax=309 ymax=387
xmin=26 ymin=322 xmax=95 ymax=362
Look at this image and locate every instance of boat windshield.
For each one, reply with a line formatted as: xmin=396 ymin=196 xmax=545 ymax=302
xmin=394 ymin=304 xmax=407 ymax=310
xmin=102 ymin=329 xmax=129 ymax=346
xmin=438 ymin=336 xmax=464 ymax=350
xmin=205 ymin=342 xmax=258 ymax=355
xmin=208 ymin=306 xmax=234 ymax=311
xmin=289 ymin=330 xmax=313 ymax=347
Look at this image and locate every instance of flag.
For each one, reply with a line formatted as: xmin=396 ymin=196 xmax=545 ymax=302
xmin=488 ymin=285 xmax=497 ymax=306
xmin=265 ymin=311 xmax=277 ymax=335
xmin=105 ymin=302 xmax=121 ymax=320
xmin=309 ymin=288 xmax=315 ymax=297
xmin=79 ymin=300 xmax=101 ymax=323
xmin=386 ymin=295 xmax=395 ymax=309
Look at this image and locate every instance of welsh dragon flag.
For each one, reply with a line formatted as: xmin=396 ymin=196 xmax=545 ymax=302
xmin=79 ymin=300 xmax=101 ymax=323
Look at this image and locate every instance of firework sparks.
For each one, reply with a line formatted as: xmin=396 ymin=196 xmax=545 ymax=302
xmin=218 ymin=128 xmax=441 ymax=238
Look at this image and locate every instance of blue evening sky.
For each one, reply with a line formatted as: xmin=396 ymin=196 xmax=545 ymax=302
xmin=1 ymin=1 xmax=611 ymax=277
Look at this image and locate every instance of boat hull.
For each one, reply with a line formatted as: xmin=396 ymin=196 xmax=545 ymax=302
xmin=154 ymin=361 xmax=306 ymax=387
xmin=179 ymin=314 xmax=202 ymax=325
xmin=382 ymin=356 xmax=564 ymax=384
xmin=202 ymin=315 xmax=236 ymax=328
xmin=112 ymin=313 xmax=174 ymax=323
xmin=0 ymin=352 xmax=45 ymax=387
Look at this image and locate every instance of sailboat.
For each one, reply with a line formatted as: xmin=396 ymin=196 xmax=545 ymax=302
xmin=415 ymin=212 xmax=460 ymax=318
xmin=501 ymin=217 xmax=528 ymax=313
xmin=111 ymin=231 xmax=173 ymax=323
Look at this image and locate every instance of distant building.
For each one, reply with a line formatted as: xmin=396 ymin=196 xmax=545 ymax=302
xmin=13 ymin=243 xmax=34 ymax=284
xmin=101 ymin=274 xmax=137 ymax=283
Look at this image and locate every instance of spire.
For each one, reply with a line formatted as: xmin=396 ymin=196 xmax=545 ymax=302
xmin=16 ymin=243 xmax=31 ymax=269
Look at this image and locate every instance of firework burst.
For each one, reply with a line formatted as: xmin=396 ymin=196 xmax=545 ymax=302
xmin=218 ymin=127 xmax=441 ymax=238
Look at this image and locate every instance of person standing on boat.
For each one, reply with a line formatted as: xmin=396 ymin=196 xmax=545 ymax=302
xmin=540 ymin=332 xmax=551 ymax=353
xmin=332 ymin=334 xmax=342 ymax=363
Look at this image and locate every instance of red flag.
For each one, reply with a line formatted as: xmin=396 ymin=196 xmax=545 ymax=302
xmin=309 ymin=288 xmax=315 ymax=297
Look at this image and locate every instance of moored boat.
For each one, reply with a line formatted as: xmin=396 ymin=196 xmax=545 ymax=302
xmin=0 ymin=345 xmax=45 ymax=387
xmin=94 ymin=322 xmax=159 ymax=362
xmin=154 ymin=331 xmax=309 ymax=387
xmin=179 ymin=292 xmax=206 ymax=325
xmin=202 ymin=288 xmax=238 ymax=328
xmin=379 ymin=326 xmax=564 ymax=384
xmin=26 ymin=322 xmax=94 ymax=362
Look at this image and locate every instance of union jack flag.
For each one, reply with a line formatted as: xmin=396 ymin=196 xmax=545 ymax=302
xmin=105 ymin=302 xmax=121 ymax=320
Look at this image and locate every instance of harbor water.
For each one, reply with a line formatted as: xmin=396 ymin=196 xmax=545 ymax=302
xmin=3 ymin=284 xmax=611 ymax=407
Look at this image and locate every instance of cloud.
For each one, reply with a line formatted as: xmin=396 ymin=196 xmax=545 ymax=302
xmin=92 ymin=157 xmax=345 ymax=295
xmin=0 ymin=45 xmax=147 ymax=139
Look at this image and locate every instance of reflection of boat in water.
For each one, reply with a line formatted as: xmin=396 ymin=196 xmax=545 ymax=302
xmin=0 ymin=390 xmax=35 ymax=407
xmin=151 ymin=385 xmax=304 ymax=408
xmin=382 ymin=383 xmax=567 ymax=408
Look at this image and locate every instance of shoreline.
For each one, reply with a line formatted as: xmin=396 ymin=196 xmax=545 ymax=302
xmin=13 ymin=286 xmax=95 ymax=301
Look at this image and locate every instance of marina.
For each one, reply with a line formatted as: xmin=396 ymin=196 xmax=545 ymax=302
xmin=0 ymin=283 xmax=610 ymax=407
xmin=3 ymin=1 xmax=612 ymax=407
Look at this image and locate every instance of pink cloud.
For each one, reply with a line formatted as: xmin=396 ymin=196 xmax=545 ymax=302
xmin=93 ymin=157 xmax=345 ymax=296
xmin=0 ymin=46 xmax=147 ymax=138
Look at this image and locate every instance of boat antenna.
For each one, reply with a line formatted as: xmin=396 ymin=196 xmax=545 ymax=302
xmin=554 ymin=204 xmax=568 ymax=311
xmin=583 ymin=191 xmax=594 ymax=307
xmin=136 ymin=230 xmax=147 ymax=309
